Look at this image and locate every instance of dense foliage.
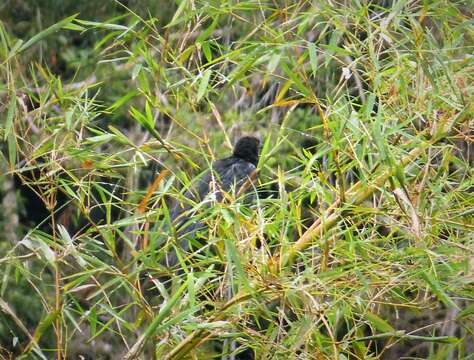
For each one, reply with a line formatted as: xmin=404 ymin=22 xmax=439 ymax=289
xmin=0 ymin=0 xmax=473 ymax=359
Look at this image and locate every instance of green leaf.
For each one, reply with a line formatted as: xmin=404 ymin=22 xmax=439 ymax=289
xmin=124 ymin=282 xmax=188 ymax=359
xmin=420 ymin=271 xmax=458 ymax=309
xmin=196 ymin=69 xmax=212 ymax=102
xmin=170 ymin=0 xmax=189 ymax=28
xmin=456 ymin=303 xmax=474 ymax=320
xmin=58 ymin=225 xmax=87 ymax=267
xmin=145 ymin=101 xmax=154 ymax=127
xmin=131 ymin=64 xmax=142 ymax=79
xmin=6 ymin=39 xmax=23 ymax=59
xmin=108 ymin=125 xmax=134 ymax=145
xmin=187 ymin=272 xmax=195 ymax=308
xmin=228 ymin=53 xmax=258 ymax=86
xmin=404 ymin=334 xmax=459 ymax=344
xmin=89 ymin=306 xmax=97 ymax=336
xmin=85 ymin=133 xmax=116 ymax=144
xmin=308 ymin=42 xmax=318 ymax=77
xmin=74 ymin=19 xmax=129 ymax=31
xmin=18 ymin=14 xmax=79 ymax=54
xmin=196 ymin=16 xmax=219 ymax=44
xmin=33 ymin=310 xmax=61 ymax=343
xmin=281 ymin=61 xmax=310 ymax=97
xmin=202 ymin=41 xmax=212 ymax=62
xmin=146 ymin=284 xmax=189 ymax=335
xmin=267 ymin=53 xmax=281 ymax=74
xmin=4 ymin=93 xmax=16 ymax=140
xmin=130 ymin=106 xmax=151 ymax=130
xmin=179 ymin=45 xmax=195 ymax=63
xmin=221 ymin=208 xmax=235 ymax=226
xmin=224 ymin=235 xmax=250 ymax=292
xmin=106 ymin=91 xmax=139 ymax=111
xmin=366 ymin=312 xmax=395 ymax=333
xmin=0 ymin=23 xmax=10 ymax=57
xmin=166 ymin=0 xmax=196 ymax=28
xmin=6 ymin=133 xmax=16 ymax=167
xmin=258 ymin=134 xmax=273 ymax=168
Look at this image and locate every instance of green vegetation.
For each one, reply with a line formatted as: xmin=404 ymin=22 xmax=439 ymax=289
xmin=0 ymin=0 xmax=473 ymax=358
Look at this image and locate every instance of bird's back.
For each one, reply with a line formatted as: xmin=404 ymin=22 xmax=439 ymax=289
xmin=164 ymin=156 xmax=257 ymax=267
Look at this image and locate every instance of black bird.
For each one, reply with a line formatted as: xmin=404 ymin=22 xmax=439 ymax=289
xmin=163 ymin=136 xmax=260 ymax=268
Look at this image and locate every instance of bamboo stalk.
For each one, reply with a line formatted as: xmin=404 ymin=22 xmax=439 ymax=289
xmin=163 ymin=292 xmax=255 ymax=360
xmin=281 ymin=143 xmax=428 ymax=267
xmin=162 ymin=108 xmax=467 ymax=359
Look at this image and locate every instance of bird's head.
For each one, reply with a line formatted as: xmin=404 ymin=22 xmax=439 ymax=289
xmin=233 ymin=136 xmax=260 ymax=166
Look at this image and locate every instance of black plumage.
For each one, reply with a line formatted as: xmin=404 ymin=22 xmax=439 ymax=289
xmin=163 ymin=136 xmax=260 ymax=267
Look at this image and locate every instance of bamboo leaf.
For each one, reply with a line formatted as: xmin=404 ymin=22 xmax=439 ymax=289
xmin=366 ymin=312 xmax=395 ymax=333
xmin=18 ymin=14 xmax=79 ymax=54
xmin=308 ymin=42 xmax=318 ymax=78
xmin=420 ymin=271 xmax=458 ymax=309
xmin=4 ymin=93 xmax=16 ymax=140
xmin=196 ymin=69 xmax=212 ymax=102
xmin=196 ymin=16 xmax=219 ymax=44
xmin=7 ymin=133 xmax=16 ymax=166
